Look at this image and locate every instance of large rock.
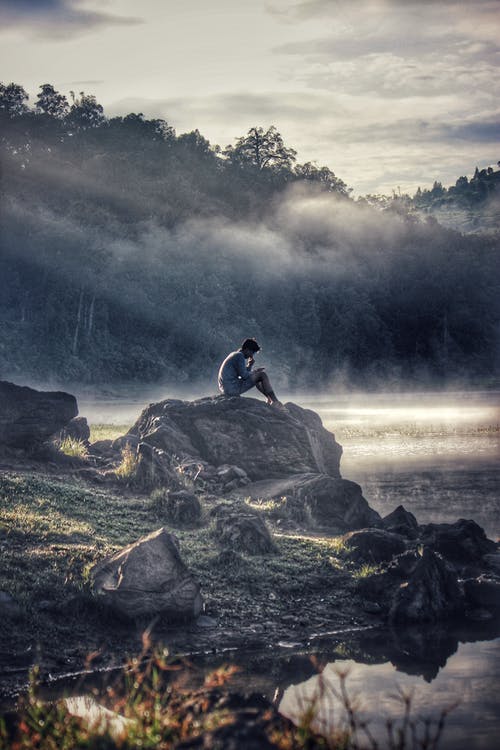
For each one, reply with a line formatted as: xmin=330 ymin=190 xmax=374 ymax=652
xmin=418 ymin=519 xmax=496 ymax=564
xmin=132 ymin=442 xmax=182 ymax=492
xmin=232 ymin=473 xmax=380 ymax=532
xmin=389 ymin=548 xmax=464 ymax=623
xmin=0 ymin=380 xmax=77 ymax=448
xmin=90 ymin=528 xmax=202 ymax=620
xmin=126 ymin=396 xmax=342 ymax=481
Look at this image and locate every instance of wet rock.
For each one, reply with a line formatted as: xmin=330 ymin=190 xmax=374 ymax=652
xmin=125 ymin=396 xmax=342 ymax=481
xmin=90 ymin=527 xmax=202 ymax=620
xmin=0 ymin=591 xmax=22 ymax=619
xmin=418 ymin=519 xmax=496 ymax=564
xmin=55 ymin=416 xmax=90 ymax=446
xmin=0 ymin=380 xmax=77 ymax=449
xmin=233 ymin=473 xmax=380 ymax=532
xmin=380 ymin=505 xmax=419 ymax=539
xmin=213 ymin=512 xmax=277 ymax=555
xmin=344 ymin=528 xmax=407 ymax=563
xmin=160 ymin=490 xmax=202 ymax=527
xmin=463 ymin=576 xmax=500 ymax=610
xmin=389 ymin=548 xmax=464 ymax=623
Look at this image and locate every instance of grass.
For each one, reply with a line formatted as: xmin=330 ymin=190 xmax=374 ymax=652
xmin=57 ymin=437 xmax=88 ymax=459
xmin=352 ymin=564 xmax=381 ymax=579
xmin=114 ymin=446 xmax=138 ymax=482
xmin=88 ymin=424 xmax=131 ymax=443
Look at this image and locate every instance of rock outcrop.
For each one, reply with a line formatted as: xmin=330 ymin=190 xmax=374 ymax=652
xmin=232 ymin=473 xmax=380 ymax=532
xmin=90 ymin=528 xmax=202 ymax=620
xmin=0 ymin=380 xmax=77 ymax=449
xmin=126 ymin=396 xmax=342 ymax=481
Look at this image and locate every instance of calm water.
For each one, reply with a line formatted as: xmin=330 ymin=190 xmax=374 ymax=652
xmin=75 ymin=389 xmax=500 ymax=746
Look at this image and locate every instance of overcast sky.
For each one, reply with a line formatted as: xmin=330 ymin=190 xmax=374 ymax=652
xmin=1 ymin=0 xmax=499 ymax=194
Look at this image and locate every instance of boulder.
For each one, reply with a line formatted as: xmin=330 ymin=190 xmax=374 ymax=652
xmin=380 ymin=505 xmax=419 ymax=539
xmin=213 ymin=511 xmax=277 ymax=555
xmin=232 ymin=473 xmax=380 ymax=532
xmin=344 ymin=528 xmax=407 ymax=563
xmin=418 ymin=519 xmax=496 ymax=564
xmin=389 ymin=548 xmax=464 ymax=623
xmin=160 ymin=490 xmax=202 ymax=527
xmin=125 ymin=396 xmax=342 ymax=481
xmin=90 ymin=527 xmax=202 ymax=620
xmin=463 ymin=576 xmax=500 ymax=610
xmin=55 ymin=416 xmax=90 ymax=446
xmin=0 ymin=380 xmax=77 ymax=448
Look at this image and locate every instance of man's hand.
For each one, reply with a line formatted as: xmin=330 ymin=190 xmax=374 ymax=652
xmin=247 ymin=357 xmax=255 ymax=367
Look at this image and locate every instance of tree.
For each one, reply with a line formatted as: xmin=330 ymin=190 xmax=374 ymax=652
xmin=294 ymin=161 xmax=350 ymax=196
xmin=35 ymin=84 xmax=69 ymax=118
xmin=224 ymin=126 xmax=297 ymax=172
xmin=0 ymin=82 xmax=29 ymax=117
xmin=68 ymin=91 xmax=105 ymax=128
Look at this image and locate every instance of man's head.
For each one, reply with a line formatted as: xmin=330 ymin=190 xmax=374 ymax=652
xmin=241 ymin=337 xmax=260 ymax=357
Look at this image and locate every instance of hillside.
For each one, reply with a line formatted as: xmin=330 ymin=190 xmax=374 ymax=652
xmin=1 ymin=82 xmax=499 ymax=389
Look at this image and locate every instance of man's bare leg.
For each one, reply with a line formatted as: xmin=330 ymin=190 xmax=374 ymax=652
xmin=252 ymin=371 xmax=281 ymax=405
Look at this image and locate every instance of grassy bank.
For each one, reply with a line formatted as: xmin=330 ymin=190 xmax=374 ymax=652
xmin=0 ymin=469 xmax=369 ymax=700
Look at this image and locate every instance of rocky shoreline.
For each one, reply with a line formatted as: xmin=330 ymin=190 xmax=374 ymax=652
xmin=1 ymin=380 xmax=499 ymax=707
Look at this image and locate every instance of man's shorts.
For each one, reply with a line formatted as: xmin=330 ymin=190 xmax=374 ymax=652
xmin=220 ymin=373 xmax=257 ymax=396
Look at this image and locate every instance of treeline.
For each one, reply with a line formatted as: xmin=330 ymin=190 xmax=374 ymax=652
xmin=0 ymin=82 xmax=499 ymax=389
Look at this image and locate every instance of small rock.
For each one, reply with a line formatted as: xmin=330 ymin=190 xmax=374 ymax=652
xmin=344 ymin=528 xmax=407 ymax=563
xmin=213 ymin=513 xmax=277 ymax=555
xmin=362 ymin=600 xmax=383 ymax=614
xmin=380 ymin=505 xmax=419 ymax=539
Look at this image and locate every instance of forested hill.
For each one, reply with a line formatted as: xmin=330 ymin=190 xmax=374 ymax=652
xmin=1 ymin=82 xmax=499 ymax=389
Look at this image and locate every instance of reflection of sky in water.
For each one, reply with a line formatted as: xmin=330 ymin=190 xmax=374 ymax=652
xmin=280 ymin=639 xmax=500 ymax=750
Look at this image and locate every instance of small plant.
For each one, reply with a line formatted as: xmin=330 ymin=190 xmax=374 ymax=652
xmin=115 ymin=445 xmax=138 ymax=482
xmin=352 ymin=563 xmax=380 ymax=579
xmin=58 ymin=437 xmax=89 ymax=459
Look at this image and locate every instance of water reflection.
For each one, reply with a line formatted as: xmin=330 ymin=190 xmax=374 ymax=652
xmin=279 ymin=624 xmax=500 ymax=750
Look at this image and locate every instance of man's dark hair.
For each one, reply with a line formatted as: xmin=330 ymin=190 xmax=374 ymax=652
xmin=241 ymin=337 xmax=260 ymax=353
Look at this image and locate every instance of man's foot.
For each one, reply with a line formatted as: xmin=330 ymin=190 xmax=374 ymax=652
xmin=269 ymin=399 xmax=286 ymax=410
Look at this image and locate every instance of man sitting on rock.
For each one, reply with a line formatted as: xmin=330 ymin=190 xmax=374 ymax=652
xmin=218 ymin=338 xmax=283 ymax=407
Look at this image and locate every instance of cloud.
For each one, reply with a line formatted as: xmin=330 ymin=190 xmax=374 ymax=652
xmin=0 ymin=0 xmax=142 ymax=40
